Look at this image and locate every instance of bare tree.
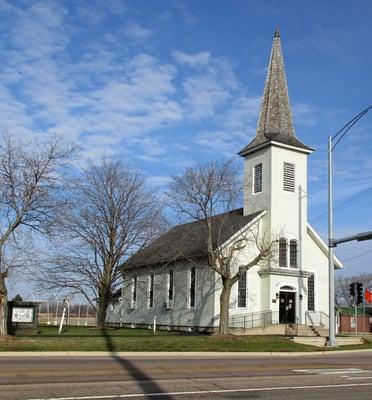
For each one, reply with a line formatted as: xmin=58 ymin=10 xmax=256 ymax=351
xmin=335 ymin=273 xmax=372 ymax=306
xmin=167 ymin=159 xmax=275 ymax=335
xmin=36 ymin=159 xmax=165 ymax=328
xmin=0 ymin=132 xmax=75 ymax=335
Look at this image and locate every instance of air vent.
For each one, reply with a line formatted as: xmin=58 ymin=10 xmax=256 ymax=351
xmin=253 ymin=163 xmax=262 ymax=193
xmin=283 ymin=162 xmax=295 ymax=192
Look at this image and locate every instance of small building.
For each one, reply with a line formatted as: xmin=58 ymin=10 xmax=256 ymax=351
xmin=113 ymin=29 xmax=343 ymax=332
xmin=337 ymin=307 xmax=372 ymax=334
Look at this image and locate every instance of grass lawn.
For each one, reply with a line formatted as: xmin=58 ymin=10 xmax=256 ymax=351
xmin=0 ymin=325 xmax=321 ymax=352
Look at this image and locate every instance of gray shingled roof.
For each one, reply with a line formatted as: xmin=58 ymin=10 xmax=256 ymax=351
xmin=239 ymin=29 xmax=313 ymax=157
xmin=124 ymin=208 xmax=263 ymax=269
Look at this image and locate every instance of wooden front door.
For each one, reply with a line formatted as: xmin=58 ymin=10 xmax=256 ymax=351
xmin=279 ymin=291 xmax=296 ymax=324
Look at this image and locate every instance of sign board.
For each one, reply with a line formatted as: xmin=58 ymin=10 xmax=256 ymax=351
xmin=350 ymin=316 xmax=356 ymax=328
xmin=11 ymin=307 xmax=34 ymax=323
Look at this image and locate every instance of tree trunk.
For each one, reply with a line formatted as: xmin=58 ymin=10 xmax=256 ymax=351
xmin=97 ymin=287 xmax=110 ymax=329
xmin=219 ymin=278 xmax=232 ymax=335
xmin=0 ymin=273 xmax=8 ymax=336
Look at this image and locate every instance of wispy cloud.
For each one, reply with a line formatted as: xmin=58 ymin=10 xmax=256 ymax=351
xmin=124 ymin=22 xmax=153 ymax=40
xmin=173 ymin=1 xmax=199 ymax=26
xmin=173 ymin=50 xmax=211 ymax=68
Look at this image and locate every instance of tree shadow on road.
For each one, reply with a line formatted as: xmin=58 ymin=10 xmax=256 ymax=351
xmin=101 ymin=327 xmax=174 ymax=399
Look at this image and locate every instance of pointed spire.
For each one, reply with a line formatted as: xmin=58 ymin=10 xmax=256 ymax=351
xmin=256 ymin=26 xmax=294 ymax=139
xmin=238 ymin=29 xmax=312 ymax=156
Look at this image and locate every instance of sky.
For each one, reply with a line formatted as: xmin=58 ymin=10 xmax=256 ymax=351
xmin=1 ymin=0 xmax=372 ymax=298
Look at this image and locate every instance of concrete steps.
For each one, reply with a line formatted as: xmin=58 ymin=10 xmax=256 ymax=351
xmin=292 ymin=336 xmax=363 ymax=347
xmin=297 ymin=325 xmax=328 ymax=337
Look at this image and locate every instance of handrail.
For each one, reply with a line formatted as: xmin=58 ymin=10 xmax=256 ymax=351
xmin=305 ymin=311 xmax=329 ymax=328
xmin=229 ymin=310 xmax=279 ymax=331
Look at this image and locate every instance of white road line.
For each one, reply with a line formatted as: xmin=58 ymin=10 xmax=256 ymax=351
xmin=347 ymin=376 xmax=372 ymax=380
xmin=26 ymin=382 xmax=372 ymax=400
xmin=293 ymin=368 xmax=370 ymax=375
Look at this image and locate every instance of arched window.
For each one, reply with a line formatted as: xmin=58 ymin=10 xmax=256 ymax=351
xmin=290 ymin=240 xmax=298 ymax=268
xmin=279 ymin=238 xmax=287 ymax=268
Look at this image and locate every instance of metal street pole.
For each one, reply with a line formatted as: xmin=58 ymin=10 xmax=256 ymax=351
xmin=328 ymin=136 xmax=336 ymax=347
xmin=327 ymin=106 xmax=371 ymax=348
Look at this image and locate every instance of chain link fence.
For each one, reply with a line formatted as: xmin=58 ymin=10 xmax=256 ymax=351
xmin=37 ymin=301 xmax=96 ymax=326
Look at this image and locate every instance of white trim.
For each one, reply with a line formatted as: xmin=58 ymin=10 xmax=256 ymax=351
xmin=279 ymin=285 xmax=297 ymax=292
xmin=240 ymin=140 xmax=313 ymax=157
xmin=252 ymin=163 xmax=263 ymax=194
xmin=131 ymin=276 xmax=137 ymax=309
xmin=307 ymin=223 xmax=343 ymax=269
xmin=188 ymin=266 xmax=196 ymax=309
xmin=306 ymin=271 xmax=316 ymax=312
xmin=237 ymin=270 xmax=248 ymax=309
xmin=166 ymin=269 xmax=174 ymax=302
xmin=271 ymin=140 xmax=314 ymax=154
xmin=148 ymin=274 xmax=154 ymax=309
xmin=283 ymin=161 xmax=296 ymax=193
xmin=278 ymin=237 xmax=288 ymax=268
xmin=289 ymin=239 xmax=299 ymax=268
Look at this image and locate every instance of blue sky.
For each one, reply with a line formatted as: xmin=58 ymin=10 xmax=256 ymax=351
xmin=1 ymin=0 xmax=372 ymax=297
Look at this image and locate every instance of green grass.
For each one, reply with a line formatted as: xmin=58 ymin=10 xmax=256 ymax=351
xmin=334 ymin=336 xmax=372 ymax=351
xmin=0 ymin=325 xmax=319 ymax=352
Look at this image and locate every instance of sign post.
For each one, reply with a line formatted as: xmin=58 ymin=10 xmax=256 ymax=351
xmin=58 ymin=297 xmax=69 ymax=335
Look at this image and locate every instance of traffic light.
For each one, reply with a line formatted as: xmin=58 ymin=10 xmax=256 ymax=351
xmin=356 ymin=282 xmax=364 ymax=305
xmin=349 ymin=283 xmax=355 ymax=297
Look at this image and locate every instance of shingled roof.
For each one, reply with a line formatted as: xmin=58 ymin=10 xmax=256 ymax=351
xmin=124 ymin=208 xmax=264 ymax=269
xmin=238 ymin=28 xmax=313 ymax=157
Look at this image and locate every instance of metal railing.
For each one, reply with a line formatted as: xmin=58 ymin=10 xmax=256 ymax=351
xmin=305 ymin=311 xmax=329 ymax=328
xmin=229 ymin=310 xmax=279 ymax=332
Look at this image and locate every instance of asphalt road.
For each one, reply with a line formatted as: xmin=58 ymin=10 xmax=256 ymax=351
xmin=1 ymin=351 xmax=372 ymax=400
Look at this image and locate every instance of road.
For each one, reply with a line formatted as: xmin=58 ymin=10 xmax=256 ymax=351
xmin=1 ymin=351 xmax=372 ymax=399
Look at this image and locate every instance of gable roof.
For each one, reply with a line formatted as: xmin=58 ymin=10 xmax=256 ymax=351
xmin=238 ymin=28 xmax=313 ymax=157
xmin=124 ymin=208 xmax=264 ymax=269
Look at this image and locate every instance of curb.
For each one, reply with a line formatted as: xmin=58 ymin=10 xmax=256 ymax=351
xmin=1 ymin=349 xmax=372 ymax=357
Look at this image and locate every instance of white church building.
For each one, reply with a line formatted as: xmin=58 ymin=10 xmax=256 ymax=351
xmin=108 ymin=29 xmax=342 ymax=332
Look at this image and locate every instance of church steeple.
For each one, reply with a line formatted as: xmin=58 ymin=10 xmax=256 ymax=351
xmin=238 ymin=28 xmax=312 ymax=157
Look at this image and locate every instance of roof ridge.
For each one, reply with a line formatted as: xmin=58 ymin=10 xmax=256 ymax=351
xmin=169 ymin=207 xmax=244 ymax=230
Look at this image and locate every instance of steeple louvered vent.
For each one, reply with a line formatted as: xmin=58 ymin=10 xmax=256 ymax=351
xmin=283 ymin=162 xmax=295 ymax=192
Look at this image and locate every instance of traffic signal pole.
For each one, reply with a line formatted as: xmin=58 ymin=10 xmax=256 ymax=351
xmin=354 ymin=282 xmax=358 ymax=336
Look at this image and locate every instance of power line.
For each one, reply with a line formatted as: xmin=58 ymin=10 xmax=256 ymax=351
xmin=310 ymin=186 xmax=372 ymax=224
xmin=342 ymin=249 xmax=372 ymax=262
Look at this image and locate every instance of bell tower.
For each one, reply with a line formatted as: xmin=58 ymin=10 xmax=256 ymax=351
xmin=238 ymin=28 xmax=313 ymax=243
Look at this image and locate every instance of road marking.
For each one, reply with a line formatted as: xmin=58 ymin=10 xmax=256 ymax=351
xmin=293 ymin=368 xmax=371 ymax=375
xmin=347 ymin=376 xmax=372 ymax=380
xmin=26 ymin=382 xmax=372 ymax=400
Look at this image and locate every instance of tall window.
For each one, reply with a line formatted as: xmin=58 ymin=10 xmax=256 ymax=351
xmin=289 ymin=240 xmax=298 ymax=268
xmin=253 ymin=163 xmax=263 ymax=193
xmin=149 ymin=274 xmax=154 ymax=308
xmin=131 ymin=276 xmax=137 ymax=308
xmin=283 ymin=162 xmax=295 ymax=192
xmin=167 ymin=270 xmax=174 ymax=301
xmin=279 ymin=238 xmax=287 ymax=267
xmin=308 ymin=274 xmax=315 ymax=311
xmin=189 ymin=267 xmax=196 ymax=307
xmin=238 ymin=271 xmax=247 ymax=308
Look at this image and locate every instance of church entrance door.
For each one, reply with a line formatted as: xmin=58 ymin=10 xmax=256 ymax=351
xmin=279 ymin=291 xmax=296 ymax=323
